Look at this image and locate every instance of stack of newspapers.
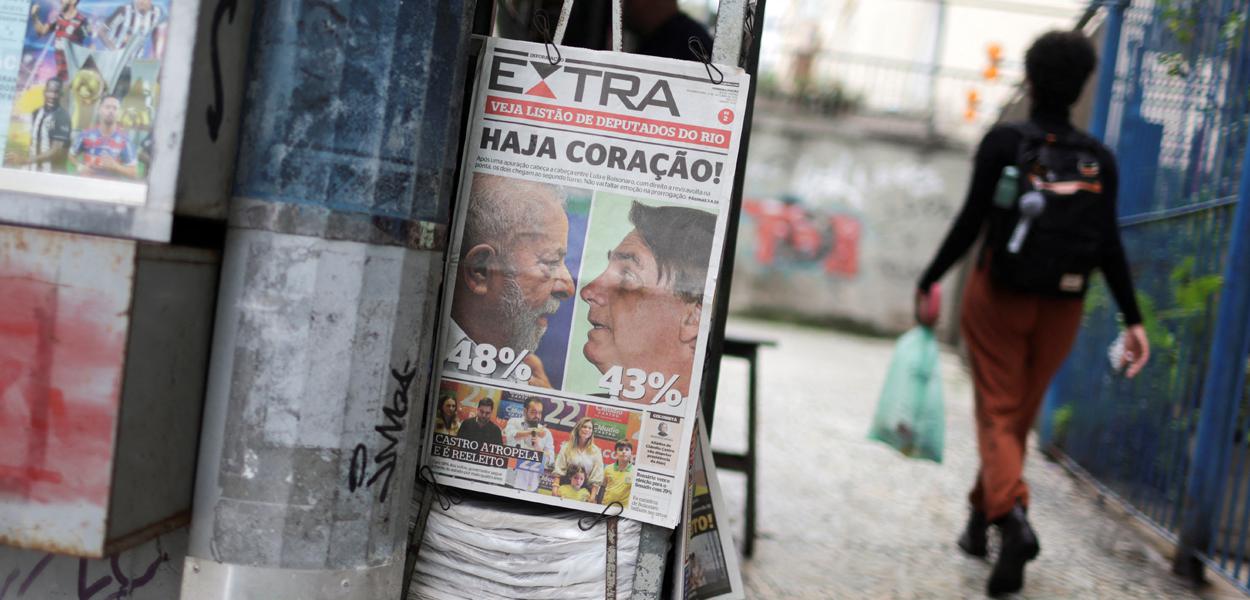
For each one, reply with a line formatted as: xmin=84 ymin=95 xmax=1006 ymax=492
xmin=409 ymin=498 xmax=642 ymax=600
xmin=407 ymin=416 xmax=746 ymax=600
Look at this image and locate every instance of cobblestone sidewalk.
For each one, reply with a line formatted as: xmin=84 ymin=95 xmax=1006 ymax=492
xmin=710 ymin=318 xmax=1239 ymax=599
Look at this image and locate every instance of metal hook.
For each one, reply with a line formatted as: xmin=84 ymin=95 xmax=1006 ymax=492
xmin=578 ymin=501 xmax=625 ymax=531
xmin=688 ymin=37 xmax=724 ymax=85
xmin=418 ymin=465 xmax=462 ymax=511
xmin=534 ymin=10 xmax=563 ymax=66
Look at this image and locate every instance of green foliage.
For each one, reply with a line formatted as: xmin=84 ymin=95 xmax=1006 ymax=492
xmin=1134 ymin=292 xmax=1175 ymax=352
xmin=1083 ymin=273 xmax=1110 ymax=316
xmin=1158 ymin=52 xmax=1191 ymax=78
xmin=1116 ymin=257 xmax=1225 ymax=406
xmin=1160 ymin=0 xmax=1199 ymax=45
xmin=806 ymin=81 xmax=862 ymax=115
xmin=1126 ymin=258 xmax=1223 ymax=354
xmin=1168 ymin=257 xmax=1224 ymax=316
xmin=1223 ymin=11 xmax=1248 ymax=48
xmin=1052 ymin=403 xmax=1074 ymax=443
xmin=1155 ymin=1 xmax=1247 ymax=77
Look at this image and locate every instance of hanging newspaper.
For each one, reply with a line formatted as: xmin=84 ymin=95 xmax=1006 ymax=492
xmin=421 ymin=37 xmax=749 ymax=528
xmin=674 ymin=417 xmax=745 ymax=600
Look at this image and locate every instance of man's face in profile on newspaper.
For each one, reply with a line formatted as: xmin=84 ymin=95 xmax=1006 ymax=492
xmin=580 ymin=230 xmax=700 ymax=395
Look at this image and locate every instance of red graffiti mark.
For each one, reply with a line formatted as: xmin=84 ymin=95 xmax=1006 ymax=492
xmin=47 ymin=387 xmax=68 ymax=420
xmin=824 ymin=215 xmax=861 ymax=276
xmin=0 ymin=359 xmax=21 ymax=402
xmin=0 ymin=466 xmax=62 ymax=484
xmin=743 ymin=198 xmax=862 ymax=278
xmin=0 ymin=272 xmax=125 ymax=506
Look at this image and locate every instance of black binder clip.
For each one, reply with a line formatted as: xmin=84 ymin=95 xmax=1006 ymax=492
xmin=418 ymin=465 xmax=462 ymax=511
xmin=578 ymin=501 xmax=625 ymax=531
xmin=688 ymin=37 xmax=724 ymax=85
xmin=534 ymin=10 xmax=562 ymax=66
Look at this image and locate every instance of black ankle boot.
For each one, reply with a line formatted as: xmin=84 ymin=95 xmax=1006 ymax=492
xmin=957 ymin=509 xmax=988 ymax=557
xmin=987 ymin=504 xmax=1041 ymax=597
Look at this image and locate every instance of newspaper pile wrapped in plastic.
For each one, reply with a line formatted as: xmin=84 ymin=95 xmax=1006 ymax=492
xmin=410 ymin=497 xmax=643 ymax=599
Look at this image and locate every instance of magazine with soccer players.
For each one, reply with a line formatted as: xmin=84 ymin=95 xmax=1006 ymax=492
xmin=420 ymin=37 xmax=749 ymax=528
xmin=0 ymin=0 xmax=170 ymax=200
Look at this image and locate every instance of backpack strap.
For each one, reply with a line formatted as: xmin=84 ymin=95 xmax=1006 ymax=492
xmin=1007 ymin=121 xmax=1046 ymax=176
xmin=976 ymin=122 xmax=1037 ymax=269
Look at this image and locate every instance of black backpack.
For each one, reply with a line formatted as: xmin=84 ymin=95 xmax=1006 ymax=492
xmin=985 ymin=123 xmax=1110 ymax=297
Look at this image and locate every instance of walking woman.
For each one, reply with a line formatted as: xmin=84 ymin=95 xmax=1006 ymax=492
xmin=916 ymin=31 xmax=1150 ymax=597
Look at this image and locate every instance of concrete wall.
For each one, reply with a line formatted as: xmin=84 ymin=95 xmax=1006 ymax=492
xmin=0 ymin=531 xmax=185 ymax=599
xmin=728 ymin=105 xmax=972 ymax=340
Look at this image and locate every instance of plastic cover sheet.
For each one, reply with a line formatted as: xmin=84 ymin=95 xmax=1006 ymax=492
xmin=410 ymin=497 xmax=643 ymax=599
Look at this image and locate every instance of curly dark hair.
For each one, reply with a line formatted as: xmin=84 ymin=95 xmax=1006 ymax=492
xmin=1025 ymin=31 xmax=1097 ymax=109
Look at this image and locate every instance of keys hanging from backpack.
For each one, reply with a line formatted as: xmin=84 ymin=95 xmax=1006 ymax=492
xmin=985 ymin=122 xmax=1109 ymax=297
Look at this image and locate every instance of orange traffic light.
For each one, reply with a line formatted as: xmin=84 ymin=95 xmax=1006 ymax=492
xmin=984 ymin=42 xmax=1004 ymax=81
xmin=965 ymin=89 xmax=981 ymax=122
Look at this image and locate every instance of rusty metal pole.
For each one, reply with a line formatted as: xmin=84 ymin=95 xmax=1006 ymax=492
xmin=179 ymin=1 xmax=476 ymax=598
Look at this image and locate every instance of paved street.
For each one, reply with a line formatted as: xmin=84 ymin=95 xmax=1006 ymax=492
xmin=710 ymin=318 xmax=1238 ymax=599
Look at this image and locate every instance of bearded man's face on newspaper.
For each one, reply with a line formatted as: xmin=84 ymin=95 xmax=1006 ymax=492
xmin=497 ymin=205 xmax=575 ymax=351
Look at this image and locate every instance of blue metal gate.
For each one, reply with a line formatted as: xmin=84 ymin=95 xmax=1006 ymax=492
xmin=1043 ymin=0 xmax=1250 ymax=590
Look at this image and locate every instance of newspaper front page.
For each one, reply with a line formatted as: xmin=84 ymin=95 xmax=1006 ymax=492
xmin=422 ymin=37 xmax=749 ymax=528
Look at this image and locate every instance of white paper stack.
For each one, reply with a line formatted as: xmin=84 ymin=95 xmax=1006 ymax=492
xmin=410 ymin=497 xmax=643 ymax=600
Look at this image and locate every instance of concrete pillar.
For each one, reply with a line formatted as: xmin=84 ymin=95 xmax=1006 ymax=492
xmin=179 ymin=1 xmax=474 ymax=598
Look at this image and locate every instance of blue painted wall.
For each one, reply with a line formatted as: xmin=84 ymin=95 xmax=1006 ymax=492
xmin=234 ymin=0 xmax=470 ymax=223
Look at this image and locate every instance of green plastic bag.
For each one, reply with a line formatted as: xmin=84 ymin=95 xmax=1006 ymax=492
xmin=868 ymin=326 xmax=944 ymax=462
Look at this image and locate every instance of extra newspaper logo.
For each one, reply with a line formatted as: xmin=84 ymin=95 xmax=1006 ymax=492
xmin=489 ymin=54 xmax=682 ymax=117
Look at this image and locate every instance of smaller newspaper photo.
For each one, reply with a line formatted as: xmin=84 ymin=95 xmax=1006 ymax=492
xmin=675 ymin=417 xmax=745 ymax=600
xmin=430 ymin=380 xmax=686 ymax=519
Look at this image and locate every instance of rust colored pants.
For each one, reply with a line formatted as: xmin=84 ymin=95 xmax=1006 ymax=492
xmin=960 ymin=265 xmax=1084 ymax=521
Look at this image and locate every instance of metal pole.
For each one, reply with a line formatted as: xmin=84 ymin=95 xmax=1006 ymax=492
xmin=702 ymin=0 xmax=767 ymax=427
xmin=926 ymin=0 xmax=947 ymax=140
xmin=1089 ymin=0 xmax=1130 ymax=141
xmin=1172 ymin=131 xmax=1250 ymax=585
xmin=179 ymin=1 xmax=475 ymax=598
xmin=713 ymin=0 xmax=749 ymax=67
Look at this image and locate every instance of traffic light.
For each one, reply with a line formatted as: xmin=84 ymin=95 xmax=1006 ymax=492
xmin=984 ymin=42 xmax=1004 ymax=81
xmin=965 ymin=89 xmax=980 ymax=122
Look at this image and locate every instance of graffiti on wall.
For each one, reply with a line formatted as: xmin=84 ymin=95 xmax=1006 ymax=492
xmin=741 ymin=196 xmax=862 ymax=277
xmin=348 ymin=360 xmax=417 ymax=503
xmin=0 ymin=544 xmax=170 ymax=600
xmin=0 ymin=227 xmax=134 ymax=555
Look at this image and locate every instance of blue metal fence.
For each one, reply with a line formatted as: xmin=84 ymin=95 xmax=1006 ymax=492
xmin=1044 ymin=0 xmax=1250 ymax=590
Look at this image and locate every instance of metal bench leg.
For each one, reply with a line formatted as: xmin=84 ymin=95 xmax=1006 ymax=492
xmin=745 ymin=347 xmax=758 ymax=558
